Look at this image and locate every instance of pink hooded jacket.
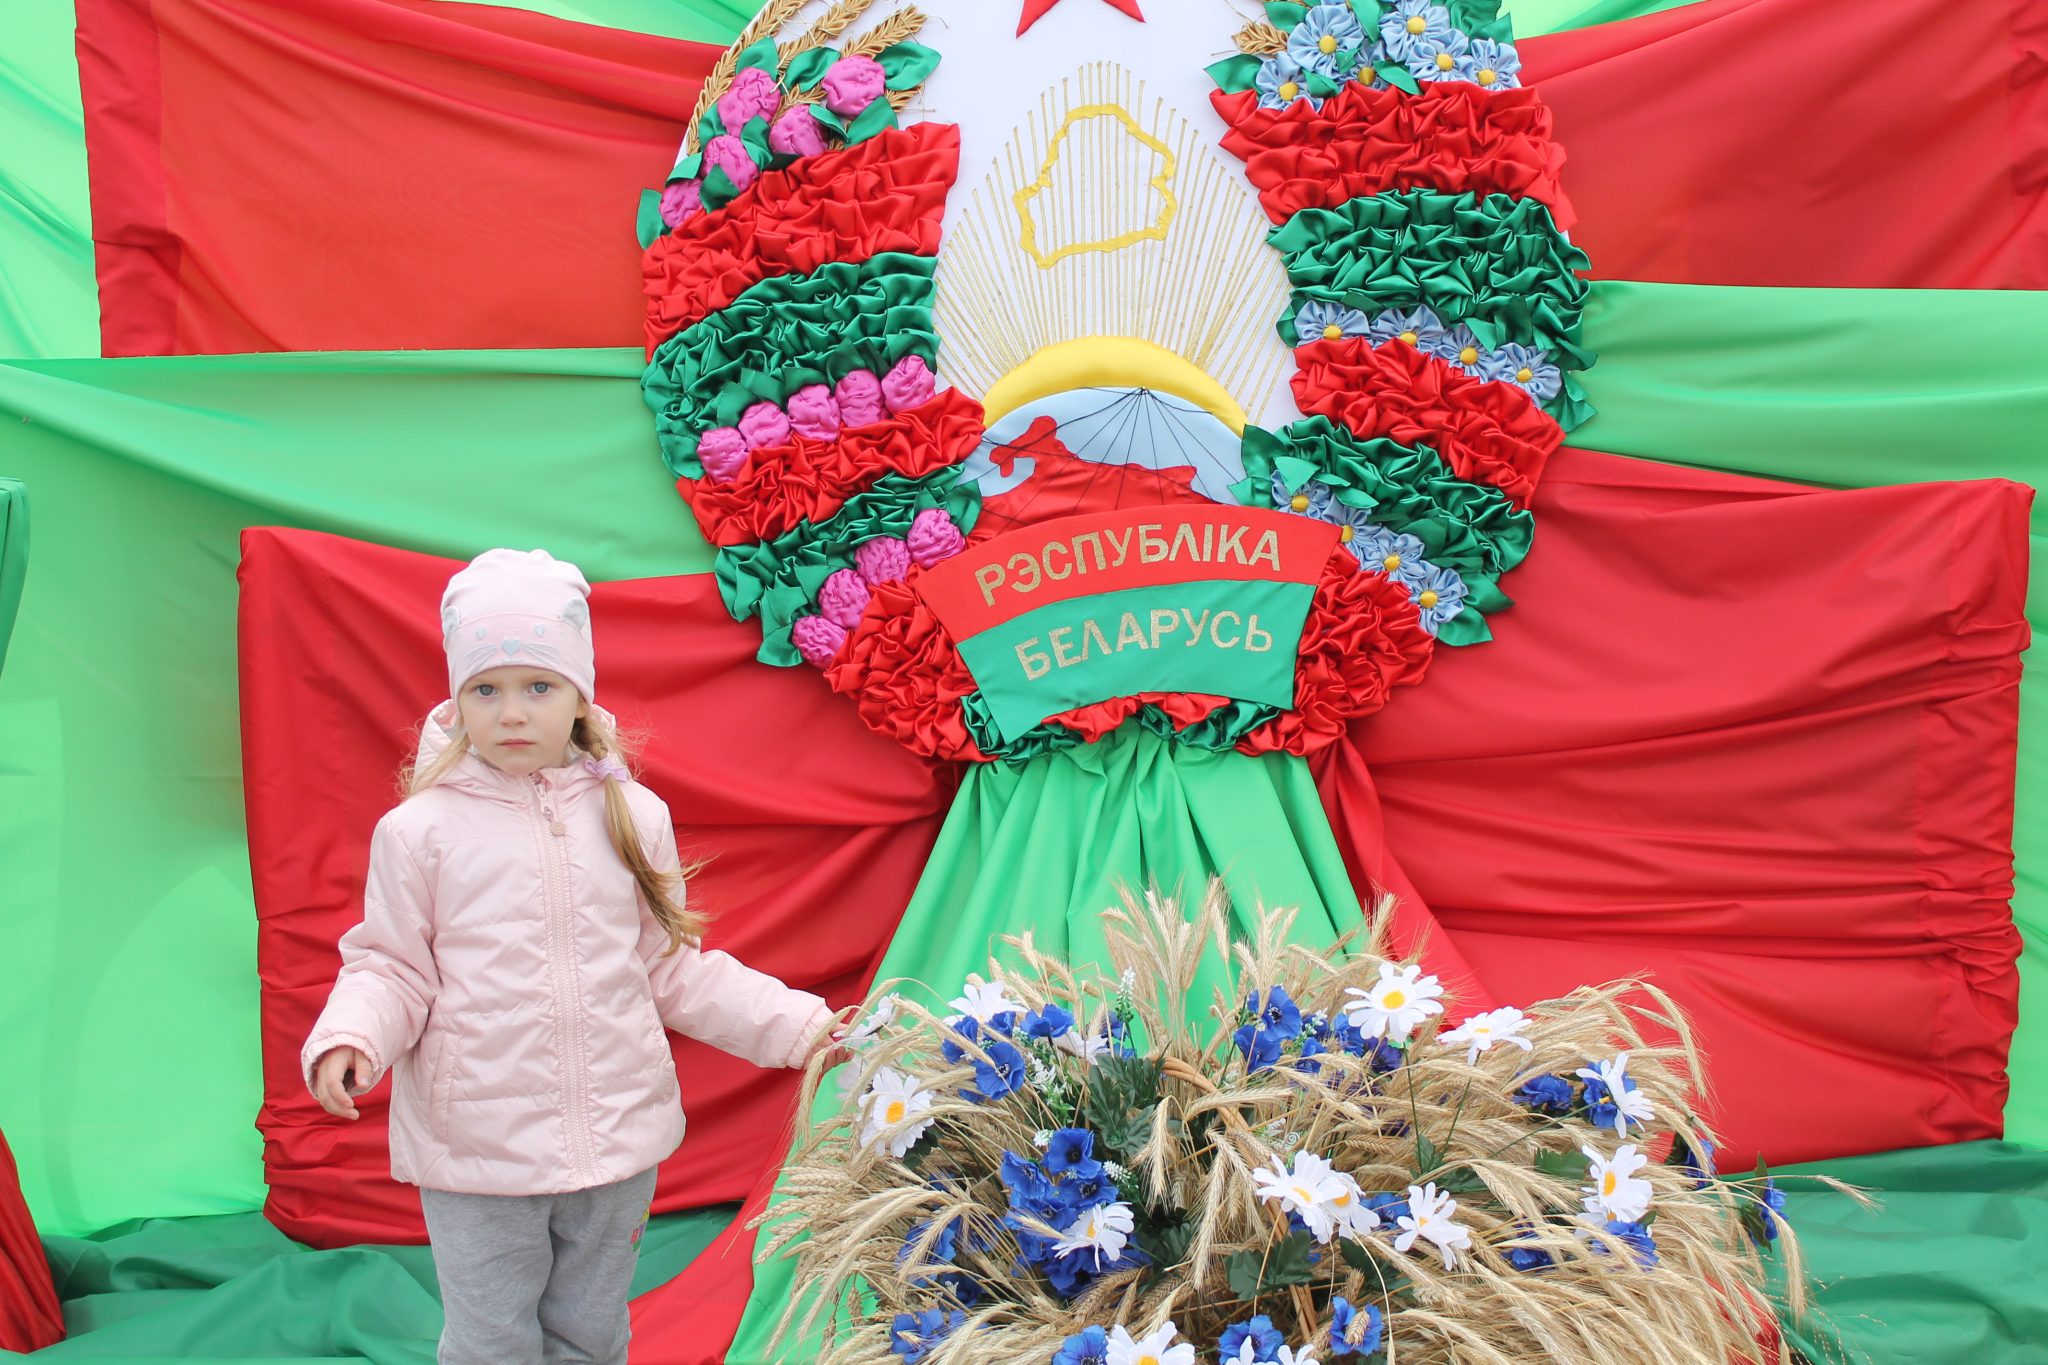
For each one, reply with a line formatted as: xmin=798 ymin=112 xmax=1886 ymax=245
xmin=301 ymin=704 xmax=835 ymax=1195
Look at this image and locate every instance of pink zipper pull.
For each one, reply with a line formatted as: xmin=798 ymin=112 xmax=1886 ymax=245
xmin=532 ymin=773 xmax=566 ymax=837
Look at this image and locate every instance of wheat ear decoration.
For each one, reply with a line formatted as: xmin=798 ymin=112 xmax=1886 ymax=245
xmin=843 ymin=7 xmax=928 ymax=60
xmin=780 ymin=0 xmax=880 ymax=65
xmin=1235 ymin=20 xmax=1289 ymax=55
xmin=687 ymin=0 xmax=813 ymax=151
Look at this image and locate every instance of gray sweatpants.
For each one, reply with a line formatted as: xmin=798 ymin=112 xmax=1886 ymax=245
xmin=420 ymin=1166 xmax=659 ymax=1365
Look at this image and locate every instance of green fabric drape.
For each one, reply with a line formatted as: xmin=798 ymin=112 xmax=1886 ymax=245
xmin=728 ymin=726 xmax=1367 ymax=1361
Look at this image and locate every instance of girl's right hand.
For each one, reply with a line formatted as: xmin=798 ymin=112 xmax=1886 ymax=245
xmin=312 ymin=1046 xmax=374 ymax=1120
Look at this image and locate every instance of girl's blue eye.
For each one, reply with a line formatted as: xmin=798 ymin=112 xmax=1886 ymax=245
xmin=475 ymin=684 xmax=496 ymax=697
xmin=531 ymin=682 xmax=551 ymax=694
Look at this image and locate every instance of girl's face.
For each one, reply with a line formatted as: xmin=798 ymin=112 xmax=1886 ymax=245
xmin=456 ymin=666 xmax=587 ymax=775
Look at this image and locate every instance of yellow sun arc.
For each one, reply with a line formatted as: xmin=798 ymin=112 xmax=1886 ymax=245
xmin=979 ymin=336 xmax=1250 ymax=435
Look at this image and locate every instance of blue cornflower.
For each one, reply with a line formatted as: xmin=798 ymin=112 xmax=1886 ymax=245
xmin=1296 ymin=298 xmax=1373 ymax=346
xmin=1247 ymin=985 xmax=1304 ymax=1040
xmin=1476 ymin=341 xmax=1562 ymax=401
xmin=1052 ymin=1325 xmax=1110 ymax=1365
xmin=1407 ymin=28 xmax=1472 ymax=83
xmin=1353 ymin=526 xmax=1429 ymax=585
xmin=965 ymin=1038 xmax=1027 ymax=1103
xmin=1427 ymin=321 xmax=1490 ymax=371
xmin=1465 ymin=36 xmax=1522 ymax=90
xmin=1514 ymin=1074 xmax=1575 ymax=1113
xmin=1288 ymin=2 xmax=1369 ymax=77
xmin=1045 ymin=1128 xmax=1102 ymax=1179
xmin=940 ymin=1015 xmax=982 ymax=1065
xmin=1020 ymin=1004 xmax=1075 ymax=1041
xmin=1234 ymin=1021 xmax=1286 ymax=1073
xmin=1255 ymin=54 xmax=1322 ymax=110
xmin=1587 ymin=1218 xmax=1659 ymax=1268
xmin=1271 ymin=468 xmax=1334 ymax=518
xmin=1219 ymin=1315 xmax=1285 ymax=1362
xmin=889 ymin=1307 xmax=964 ymax=1362
xmin=1329 ymin=1296 xmax=1385 ymax=1356
xmin=1756 ymin=1178 xmax=1787 ymax=1245
xmin=1674 ymin=1134 xmax=1717 ymax=1189
xmin=897 ymin=1217 xmax=960 ymax=1276
xmin=1363 ymin=1192 xmax=1410 ymax=1225
xmin=1381 ymin=0 xmax=1453 ymax=62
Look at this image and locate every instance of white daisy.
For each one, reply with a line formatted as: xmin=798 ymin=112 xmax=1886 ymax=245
xmin=857 ymin=1068 xmax=935 ymax=1157
xmin=1342 ymin=962 xmax=1446 ymax=1043
xmin=1326 ymin=1168 xmax=1382 ymax=1239
xmin=1106 ymin=1320 xmax=1197 ymax=1365
xmin=1575 ymin=1051 xmax=1658 ymax=1134
xmin=1581 ymin=1142 xmax=1654 ymax=1223
xmin=1253 ymin=1151 xmax=1348 ymax=1242
xmin=1393 ymin=1181 xmax=1472 ymax=1270
xmin=845 ymin=993 xmax=899 ymax=1046
xmin=1438 ymin=1005 xmax=1534 ymax=1066
xmin=1278 ymin=1347 xmax=1322 ymax=1365
xmin=1055 ymin=1029 xmax=1113 ymax=1066
xmin=948 ymin=975 xmax=1023 ymax=1023
xmin=1054 ymin=1200 xmax=1135 ymax=1268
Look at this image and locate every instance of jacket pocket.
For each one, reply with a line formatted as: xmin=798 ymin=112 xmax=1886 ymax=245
xmin=428 ymin=1029 xmax=460 ymax=1143
xmin=648 ymin=1013 xmax=676 ymax=1098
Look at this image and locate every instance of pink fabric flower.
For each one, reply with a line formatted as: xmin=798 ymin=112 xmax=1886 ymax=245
xmin=835 ymin=369 xmax=885 ymax=428
xmin=717 ymin=67 xmax=781 ymax=133
xmin=769 ymin=104 xmax=829 ymax=159
xmin=855 ymin=536 xmax=911 ymax=586
xmin=738 ymin=401 xmax=791 ymax=449
xmin=791 ymin=614 xmax=848 ymax=667
xmin=659 ymin=178 xmax=702 ymax=229
xmin=819 ymin=569 xmax=872 ymax=630
xmin=696 ymin=427 xmax=749 ymax=484
xmin=821 ymin=55 xmax=887 ymax=119
xmin=907 ymin=509 xmax=967 ymax=568
xmin=702 ymin=134 xmax=760 ymax=194
xmin=786 ymin=384 xmax=842 ymax=441
xmin=881 ymin=355 xmax=936 ymax=414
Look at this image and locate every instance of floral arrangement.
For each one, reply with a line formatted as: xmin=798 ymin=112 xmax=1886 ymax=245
xmin=763 ymin=882 xmax=1809 ymax=1363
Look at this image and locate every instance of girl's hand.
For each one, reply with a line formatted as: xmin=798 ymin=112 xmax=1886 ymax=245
xmin=312 ymin=1046 xmax=374 ymax=1120
xmin=807 ymin=1029 xmax=852 ymax=1073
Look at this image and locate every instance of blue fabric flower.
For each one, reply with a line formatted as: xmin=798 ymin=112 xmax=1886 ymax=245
xmin=1502 ymin=1224 xmax=1556 ymax=1272
xmin=1327 ymin=504 xmax=1383 ymax=566
xmin=1305 ymin=1010 xmax=1333 ymax=1042
xmin=1590 ymin=1218 xmax=1659 ymax=1268
xmin=1476 ymin=341 xmax=1563 ymax=401
xmin=890 ymin=1308 xmax=964 ymax=1362
xmin=1756 ymin=1178 xmax=1787 ymax=1244
xmin=1427 ymin=321 xmax=1490 ymax=371
xmin=1295 ymin=298 xmax=1373 ymax=346
xmin=940 ymin=1015 xmax=982 ymax=1065
xmin=1297 ymin=1033 xmax=1327 ymax=1076
xmin=1368 ymin=304 xmax=1448 ymax=351
xmin=1363 ymin=1192 xmax=1410 ymax=1225
xmin=1353 ymin=526 xmax=1429 ymax=585
xmin=1270 ymin=469 xmax=1334 ymax=519
xmin=1045 ymin=1128 xmax=1101 ymax=1179
xmin=1220 ymin=1315 xmax=1285 ymax=1362
xmin=1289 ymin=4 xmax=1370 ymax=76
xmin=1021 ymin=1004 xmax=1075 ymax=1041
xmin=1380 ymin=0 xmax=1454 ymax=62
xmin=1248 ymin=985 xmax=1304 ymax=1040
xmin=1255 ymin=54 xmax=1322 ymax=110
xmin=897 ymin=1217 xmax=960 ymax=1276
xmin=1329 ymin=1296 xmax=1385 ymax=1356
xmin=934 ymin=1270 xmax=984 ymax=1307
xmin=1333 ymin=1016 xmax=1404 ymax=1072
xmin=1514 ymin=1074 xmax=1575 ymax=1114
xmin=1407 ymin=28 xmax=1472 ymax=83
xmin=1464 ymin=36 xmax=1523 ymax=90
xmin=1058 ymin=1166 xmax=1115 ymax=1211
xmin=965 ymin=1038 xmax=1027 ymax=1102
xmin=1044 ymin=1244 xmax=1148 ymax=1299
xmin=1052 ymin=1325 xmax=1110 ymax=1365
xmin=1001 ymin=1151 xmax=1064 ymax=1220
xmin=1408 ymin=564 xmax=1469 ymax=635
xmin=1234 ymin=1021 xmax=1286 ymax=1073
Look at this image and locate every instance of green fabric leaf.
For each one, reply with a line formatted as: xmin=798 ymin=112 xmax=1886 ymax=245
xmin=844 ymin=95 xmax=898 ymax=145
xmin=1349 ymin=0 xmax=1385 ymax=31
xmin=784 ymin=45 xmax=837 ymax=92
xmin=1375 ymin=61 xmax=1421 ymax=95
xmin=699 ymin=164 xmax=741 ymax=212
xmin=1462 ymin=574 xmax=1512 ymax=614
xmin=1433 ymin=607 xmax=1492 ymax=646
xmin=739 ymin=114 xmax=773 ymax=163
xmin=878 ymin=40 xmax=941 ymax=90
xmin=1533 ymin=1148 xmax=1594 ymax=1181
xmin=810 ymin=104 xmax=848 ymax=136
xmin=695 ymin=106 xmax=723 ymax=146
xmin=1266 ymin=1 xmax=1311 ymax=27
xmin=1207 ymin=54 xmax=1264 ymax=93
xmin=732 ymin=34 xmax=779 ymax=73
xmin=1306 ymin=69 xmax=1344 ymax=98
xmin=635 ymin=188 xmax=665 ymax=249
xmin=668 ymin=152 xmax=702 ymax=182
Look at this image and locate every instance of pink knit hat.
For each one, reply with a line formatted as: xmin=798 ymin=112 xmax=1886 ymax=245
xmin=439 ymin=548 xmax=597 ymax=701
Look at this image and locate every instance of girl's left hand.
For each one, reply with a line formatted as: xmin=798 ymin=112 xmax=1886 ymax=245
xmin=807 ymin=1028 xmax=852 ymax=1072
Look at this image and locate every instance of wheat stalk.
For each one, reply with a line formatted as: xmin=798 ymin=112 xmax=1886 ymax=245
xmin=843 ymin=6 xmax=927 ymax=60
xmin=686 ymin=0 xmax=812 ymax=151
xmin=780 ymin=0 xmax=879 ymax=65
xmin=1235 ymin=19 xmax=1289 ymax=55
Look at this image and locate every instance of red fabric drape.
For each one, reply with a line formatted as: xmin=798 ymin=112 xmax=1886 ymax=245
xmin=624 ymin=450 xmax=2030 ymax=1361
xmin=75 ymin=0 xmax=2048 ymax=360
xmin=0 ymin=1129 xmax=63 ymax=1353
xmin=77 ymin=0 xmax=717 ymax=356
xmin=1523 ymin=0 xmax=2048 ymax=288
xmin=240 ymin=529 xmax=956 ymax=1247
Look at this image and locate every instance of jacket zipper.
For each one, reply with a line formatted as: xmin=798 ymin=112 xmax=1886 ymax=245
xmin=531 ymin=773 xmax=596 ymax=1187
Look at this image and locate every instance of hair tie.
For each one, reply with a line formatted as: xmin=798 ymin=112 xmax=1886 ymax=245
xmin=584 ymin=755 xmax=631 ymax=783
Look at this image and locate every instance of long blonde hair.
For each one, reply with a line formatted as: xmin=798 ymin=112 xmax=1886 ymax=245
xmin=404 ymin=710 xmax=709 ymax=955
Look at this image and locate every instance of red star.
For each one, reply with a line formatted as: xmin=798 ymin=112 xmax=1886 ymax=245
xmin=1017 ymin=0 xmax=1145 ymax=36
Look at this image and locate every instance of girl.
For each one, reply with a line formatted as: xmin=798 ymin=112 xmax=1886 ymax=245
xmin=303 ymin=547 xmax=841 ymax=1365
